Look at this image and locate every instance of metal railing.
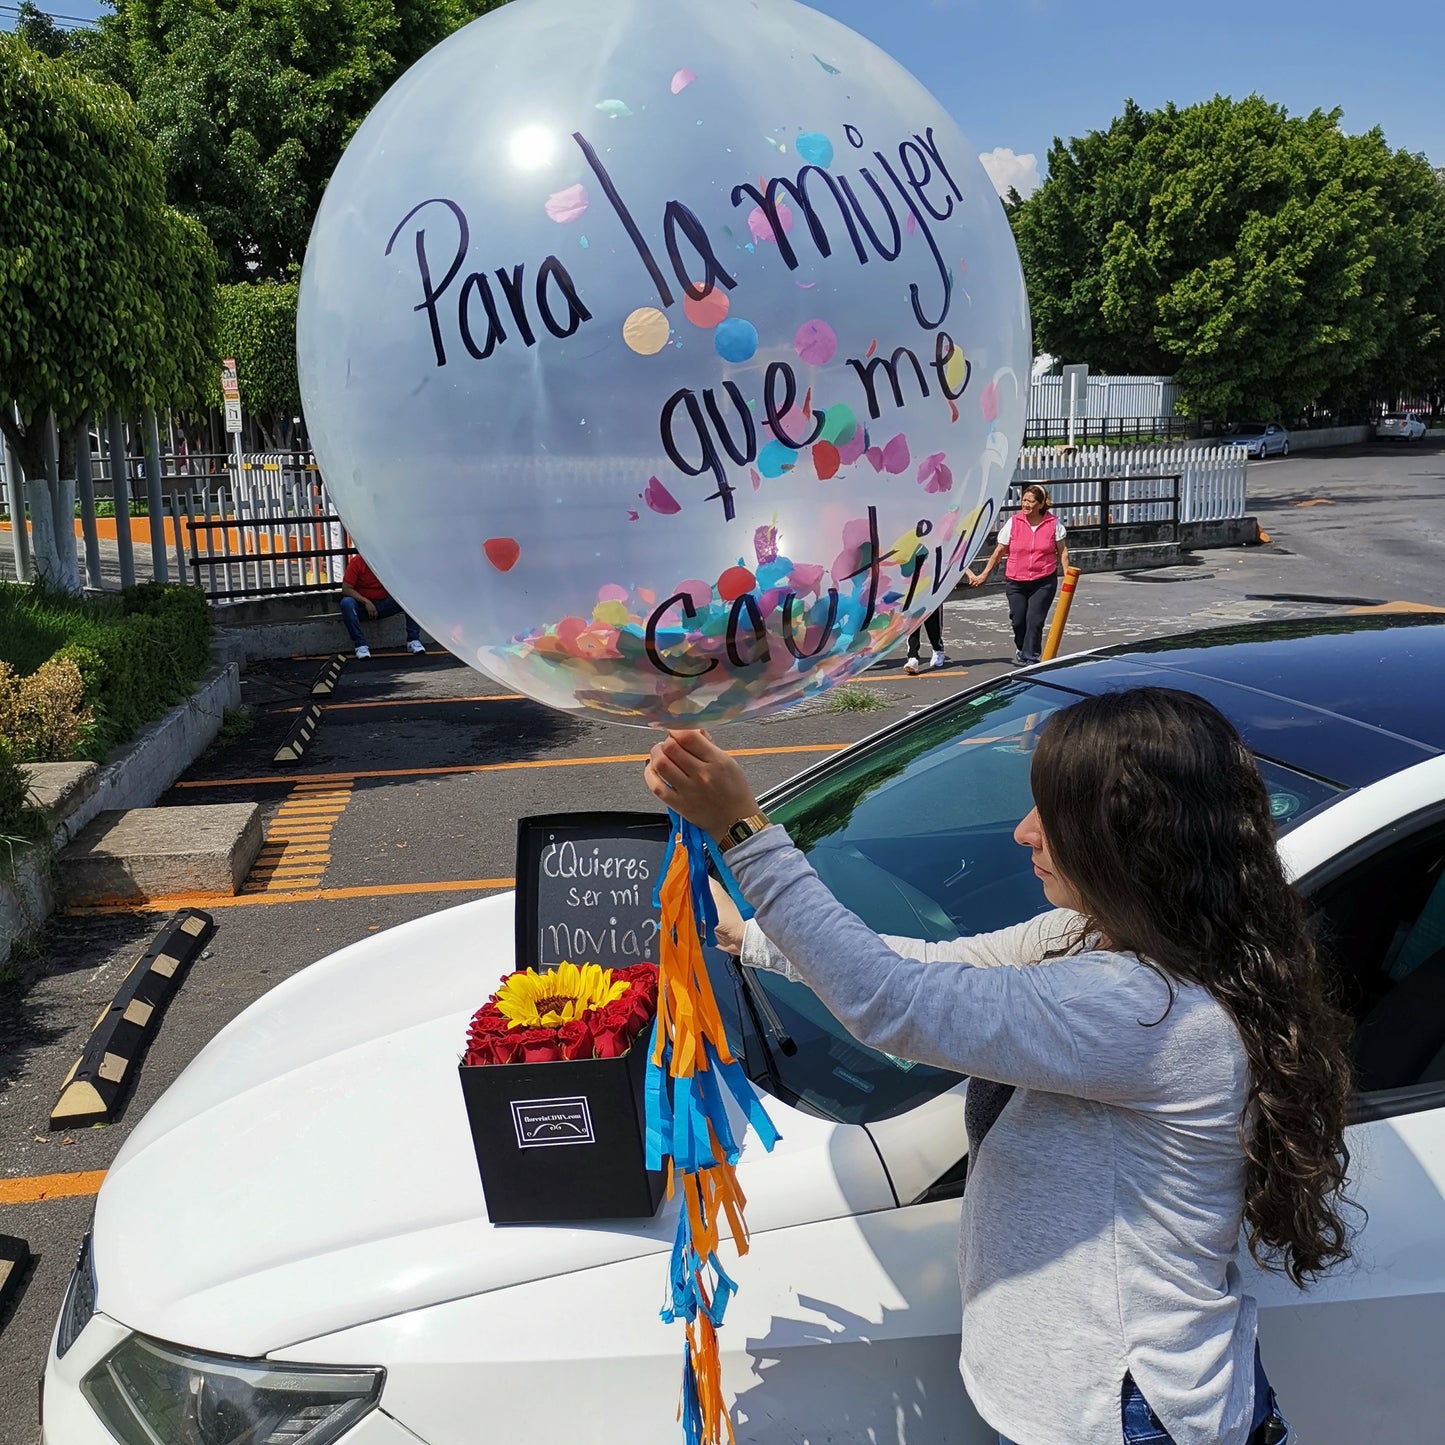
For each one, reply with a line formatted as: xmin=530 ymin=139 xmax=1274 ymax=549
xmin=1024 ymin=415 xmax=1193 ymax=446
xmin=999 ymin=474 xmax=1182 ymax=550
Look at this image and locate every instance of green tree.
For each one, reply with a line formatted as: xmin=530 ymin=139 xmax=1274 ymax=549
xmin=13 ymin=1 xmax=75 ymax=58
xmin=0 ymin=34 xmax=217 ymax=584
xmin=214 ymin=279 xmax=300 ymax=446
xmin=1011 ymin=96 xmax=1445 ymax=420
xmin=87 ymin=0 xmax=505 ymax=282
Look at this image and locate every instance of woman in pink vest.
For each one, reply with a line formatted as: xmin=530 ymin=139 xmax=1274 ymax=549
xmin=968 ymin=483 xmax=1071 ymax=664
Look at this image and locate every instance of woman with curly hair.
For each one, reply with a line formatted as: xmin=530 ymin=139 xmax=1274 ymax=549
xmin=644 ymin=687 xmax=1356 ymax=1445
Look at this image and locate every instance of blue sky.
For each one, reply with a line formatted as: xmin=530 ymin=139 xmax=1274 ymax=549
xmin=7 ymin=0 xmax=1440 ymax=193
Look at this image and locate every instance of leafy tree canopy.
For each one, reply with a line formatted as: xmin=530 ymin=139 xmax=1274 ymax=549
xmin=82 ymin=0 xmax=505 ymax=283
xmin=0 ymin=33 xmax=216 ymax=479
xmin=1010 ymin=95 xmax=1445 ymax=419
xmin=214 ymin=278 xmax=300 ymax=439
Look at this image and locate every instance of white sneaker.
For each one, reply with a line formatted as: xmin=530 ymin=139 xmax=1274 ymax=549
xmin=904 ymin=656 xmax=920 ymax=674
xmin=929 ymin=650 xmax=946 ymax=670
xmin=354 ymin=645 xmax=371 ymax=659
xmin=407 ymin=639 xmax=425 ymax=654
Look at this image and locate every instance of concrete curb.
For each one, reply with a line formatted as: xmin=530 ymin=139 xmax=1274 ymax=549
xmin=2 ymin=664 xmax=240 ymax=966
xmin=51 ymin=909 xmax=216 ymax=1128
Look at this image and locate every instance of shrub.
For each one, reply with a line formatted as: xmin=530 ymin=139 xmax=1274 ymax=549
xmin=0 ymin=657 xmax=95 ymax=762
xmin=0 ymin=735 xmax=38 ymax=842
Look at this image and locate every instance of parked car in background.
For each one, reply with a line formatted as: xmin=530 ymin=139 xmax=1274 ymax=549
xmin=1376 ymin=412 xmax=1428 ymax=441
xmin=43 ymin=616 xmax=1445 ymax=1444
xmin=1226 ymin=421 xmax=1291 ymax=458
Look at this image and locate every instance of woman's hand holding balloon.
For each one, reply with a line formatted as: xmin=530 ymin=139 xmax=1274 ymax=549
xmin=644 ymin=731 xmax=760 ymax=843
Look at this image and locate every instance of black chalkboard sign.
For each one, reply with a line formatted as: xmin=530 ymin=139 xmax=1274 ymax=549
xmin=514 ymin=812 xmax=672 ymax=973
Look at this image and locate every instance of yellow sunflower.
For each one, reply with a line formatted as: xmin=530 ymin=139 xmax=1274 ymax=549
xmin=494 ymin=961 xmax=629 ymax=1029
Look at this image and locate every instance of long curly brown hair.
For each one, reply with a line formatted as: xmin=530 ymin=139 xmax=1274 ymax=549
xmin=1031 ymin=686 xmax=1357 ymax=1285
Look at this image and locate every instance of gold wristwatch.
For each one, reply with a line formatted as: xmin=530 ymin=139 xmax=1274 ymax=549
xmin=718 ymin=812 xmax=771 ymax=852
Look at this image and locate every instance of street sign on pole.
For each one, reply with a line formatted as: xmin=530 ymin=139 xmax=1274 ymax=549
xmin=223 ymin=398 xmax=243 ymax=434
xmin=1063 ymin=364 xmax=1089 ymax=447
xmin=220 ymin=359 xmax=239 ymax=402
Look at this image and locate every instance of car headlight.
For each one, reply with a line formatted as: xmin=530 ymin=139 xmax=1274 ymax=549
xmin=81 ymin=1334 xmax=383 ymax=1445
xmin=56 ymin=1233 xmax=97 ymax=1359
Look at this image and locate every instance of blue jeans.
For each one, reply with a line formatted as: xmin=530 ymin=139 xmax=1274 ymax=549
xmin=998 ymin=1345 xmax=1289 ymax=1444
xmin=340 ymin=595 xmax=419 ymax=648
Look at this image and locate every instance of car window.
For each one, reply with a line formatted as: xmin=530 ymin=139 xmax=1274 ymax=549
xmin=708 ymin=681 xmax=1341 ymax=1125
xmin=1307 ymin=817 xmax=1445 ymax=1105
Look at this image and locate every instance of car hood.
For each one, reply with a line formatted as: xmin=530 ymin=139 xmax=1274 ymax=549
xmin=93 ymin=895 xmax=894 ymax=1358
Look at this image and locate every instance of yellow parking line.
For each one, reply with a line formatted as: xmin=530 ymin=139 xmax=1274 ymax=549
xmin=70 ymin=877 xmax=517 ymax=915
xmin=244 ymin=782 xmax=355 ymax=894
xmin=174 ymin=743 xmax=846 ymax=791
xmin=0 ymin=1170 xmax=108 ymax=1205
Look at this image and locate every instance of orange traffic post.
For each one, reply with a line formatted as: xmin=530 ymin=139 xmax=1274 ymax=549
xmin=1040 ymin=566 xmax=1082 ymax=662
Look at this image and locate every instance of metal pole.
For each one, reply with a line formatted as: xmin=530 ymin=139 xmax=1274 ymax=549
xmin=1040 ymin=566 xmax=1082 ymax=662
xmin=3 ymin=430 xmax=32 ymax=583
xmin=74 ymin=420 xmax=103 ymax=588
xmin=143 ymin=407 xmax=169 ymax=582
xmin=105 ymin=412 xmax=137 ymax=589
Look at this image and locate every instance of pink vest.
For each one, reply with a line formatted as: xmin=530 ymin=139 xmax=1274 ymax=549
xmin=1005 ymin=513 xmax=1060 ymax=582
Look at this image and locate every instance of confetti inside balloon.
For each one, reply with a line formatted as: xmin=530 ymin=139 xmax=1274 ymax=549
xmin=297 ymin=0 xmax=1030 ymax=729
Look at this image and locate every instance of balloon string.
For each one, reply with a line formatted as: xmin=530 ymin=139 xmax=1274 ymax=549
xmin=648 ymin=812 xmax=779 ymax=1445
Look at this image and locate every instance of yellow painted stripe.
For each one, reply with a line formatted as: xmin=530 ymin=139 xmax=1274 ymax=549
xmin=280 ymin=694 xmax=526 ymax=713
xmin=174 ymin=743 xmax=846 ymax=791
xmin=71 ymin=877 xmax=517 ymax=915
xmin=0 ymin=1169 xmax=108 ymax=1205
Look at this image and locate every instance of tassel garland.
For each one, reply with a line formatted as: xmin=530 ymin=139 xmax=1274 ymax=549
xmin=648 ymin=813 xmax=780 ymax=1445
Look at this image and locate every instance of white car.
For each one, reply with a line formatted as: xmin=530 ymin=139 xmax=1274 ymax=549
xmin=1226 ymin=421 xmax=1290 ymax=458
xmin=1376 ymin=412 xmax=1428 ymax=441
xmin=43 ymin=616 xmax=1445 ymax=1444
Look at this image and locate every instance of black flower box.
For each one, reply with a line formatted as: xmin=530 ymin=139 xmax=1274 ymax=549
xmin=458 ymin=1038 xmax=667 ymax=1224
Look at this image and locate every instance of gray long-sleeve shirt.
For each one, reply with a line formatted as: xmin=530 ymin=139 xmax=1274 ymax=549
xmin=728 ymin=825 xmax=1257 ymax=1445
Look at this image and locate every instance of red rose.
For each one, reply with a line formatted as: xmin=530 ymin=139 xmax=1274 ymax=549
xmin=514 ymin=1026 xmax=563 ymax=1063
xmin=591 ymin=998 xmax=637 ymax=1057
xmin=616 ymin=964 xmax=658 ymax=987
xmin=556 ymin=1018 xmax=595 ymax=1060
xmin=623 ymin=986 xmax=657 ymax=1031
xmin=464 ymin=1034 xmax=518 ymax=1066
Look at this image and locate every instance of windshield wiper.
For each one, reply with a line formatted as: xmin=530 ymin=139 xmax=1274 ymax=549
xmin=730 ymin=954 xmax=797 ymax=1057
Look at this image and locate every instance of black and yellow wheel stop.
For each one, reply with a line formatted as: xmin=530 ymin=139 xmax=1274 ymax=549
xmin=0 ymin=1234 xmax=31 ymax=1325
xmin=274 ymin=701 xmax=324 ymax=763
xmin=51 ymin=910 xmax=216 ymax=1130
xmin=310 ymin=653 xmax=346 ymax=697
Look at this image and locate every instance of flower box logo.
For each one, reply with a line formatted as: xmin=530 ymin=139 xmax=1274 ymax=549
xmin=512 ymin=1096 xmax=595 ymax=1148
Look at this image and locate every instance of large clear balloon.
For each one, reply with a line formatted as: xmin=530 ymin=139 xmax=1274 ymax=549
xmin=298 ymin=0 xmax=1029 ymax=726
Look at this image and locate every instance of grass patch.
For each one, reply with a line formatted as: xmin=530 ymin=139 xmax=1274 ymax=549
xmin=0 ymin=582 xmax=212 ymax=758
xmin=829 ymin=685 xmax=890 ymax=713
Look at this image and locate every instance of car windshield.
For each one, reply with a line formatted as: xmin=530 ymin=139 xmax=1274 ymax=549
xmin=707 ymin=679 xmax=1343 ymax=1125
xmin=1229 ymin=422 xmax=1268 ymax=434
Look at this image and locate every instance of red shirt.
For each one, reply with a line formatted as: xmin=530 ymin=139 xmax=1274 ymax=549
xmin=342 ymin=556 xmax=390 ymax=602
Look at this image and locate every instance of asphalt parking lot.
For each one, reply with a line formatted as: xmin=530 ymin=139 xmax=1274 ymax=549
xmin=1 ymin=438 xmax=1442 ymax=1441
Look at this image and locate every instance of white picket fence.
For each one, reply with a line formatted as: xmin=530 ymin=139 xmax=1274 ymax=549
xmin=1030 ymin=374 xmax=1180 ymax=422
xmin=1012 ymin=445 xmax=1248 ymax=527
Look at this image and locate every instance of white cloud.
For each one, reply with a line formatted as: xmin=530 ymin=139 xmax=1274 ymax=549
xmin=978 ymin=147 xmax=1042 ymax=200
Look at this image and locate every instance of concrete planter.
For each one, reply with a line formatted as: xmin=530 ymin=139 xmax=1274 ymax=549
xmin=0 ymin=844 xmax=54 ymax=970
xmin=3 ymin=663 xmax=242 ymax=962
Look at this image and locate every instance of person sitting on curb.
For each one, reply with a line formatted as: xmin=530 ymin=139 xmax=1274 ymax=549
xmin=340 ymin=553 xmax=423 ymax=659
